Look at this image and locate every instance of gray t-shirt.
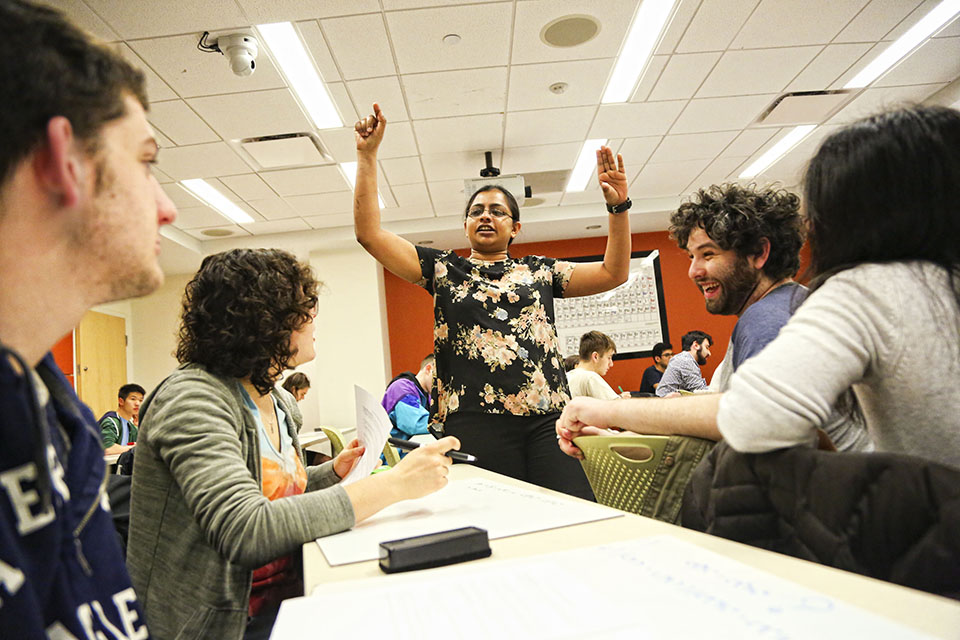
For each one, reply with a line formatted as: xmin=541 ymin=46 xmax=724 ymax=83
xmin=718 ymin=262 xmax=960 ymax=469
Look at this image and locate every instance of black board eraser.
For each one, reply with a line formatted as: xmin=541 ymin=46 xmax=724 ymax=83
xmin=379 ymin=526 xmax=491 ymax=573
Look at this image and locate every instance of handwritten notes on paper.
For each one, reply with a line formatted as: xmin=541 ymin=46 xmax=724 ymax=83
xmin=315 ymin=477 xmax=622 ymax=565
xmin=274 ymin=536 xmax=935 ymax=640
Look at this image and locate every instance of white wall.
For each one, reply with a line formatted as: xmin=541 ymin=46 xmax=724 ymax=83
xmin=128 ymin=273 xmax=192 ymax=395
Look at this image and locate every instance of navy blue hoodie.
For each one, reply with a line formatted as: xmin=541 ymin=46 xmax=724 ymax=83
xmin=0 ymin=349 xmax=149 ymax=638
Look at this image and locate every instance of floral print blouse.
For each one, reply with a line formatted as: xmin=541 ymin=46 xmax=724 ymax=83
xmin=416 ymin=246 xmax=577 ymax=423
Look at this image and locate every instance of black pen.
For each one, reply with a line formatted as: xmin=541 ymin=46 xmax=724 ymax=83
xmin=387 ymin=437 xmax=478 ymax=463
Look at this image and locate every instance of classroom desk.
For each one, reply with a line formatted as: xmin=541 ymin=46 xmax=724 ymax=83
xmin=104 ymin=453 xmax=120 ymax=465
xmin=303 ymin=465 xmax=960 ymax=638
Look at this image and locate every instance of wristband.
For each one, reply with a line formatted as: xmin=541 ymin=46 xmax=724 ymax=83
xmin=606 ymin=197 xmax=632 ymax=214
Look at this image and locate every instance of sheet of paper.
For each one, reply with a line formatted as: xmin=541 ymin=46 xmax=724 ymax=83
xmin=272 ymin=536 xmax=935 ymax=640
xmin=339 ymin=386 xmax=393 ymax=485
xmin=315 ymin=477 xmax=623 ymax=565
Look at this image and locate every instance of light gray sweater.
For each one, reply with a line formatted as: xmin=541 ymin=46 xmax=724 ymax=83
xmin=718 ymin=262 xmax=960 ymax=469
xmin=128 ymin=364 xmax=355 ymax=640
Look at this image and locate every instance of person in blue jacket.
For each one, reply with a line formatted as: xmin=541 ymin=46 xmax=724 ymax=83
xmin=381 ymin=354 xmax=435 ymax=457
xmin=0 ymin=1 xmax=178 ymax=637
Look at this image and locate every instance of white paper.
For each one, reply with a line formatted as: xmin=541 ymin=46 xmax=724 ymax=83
xmin=271 ymin=536 xmax=936 ymax=640
xmin=339 ymin=386 xmax=393 ymax=485
xmin=315 ymin=477 xmax=622 ymax=565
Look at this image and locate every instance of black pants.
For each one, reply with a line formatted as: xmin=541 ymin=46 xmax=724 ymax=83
xmin=442 ymin=411 xmax=594 ymax=502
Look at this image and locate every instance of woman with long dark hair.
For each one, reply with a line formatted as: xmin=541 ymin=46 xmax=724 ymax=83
xmin=353 ymin=104 xmax=632 ymax=500
xmin=128 ymin=248 xmax=459 ymax=640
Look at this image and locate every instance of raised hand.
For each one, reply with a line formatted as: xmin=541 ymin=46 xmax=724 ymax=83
xmin=596 ymin=146 xmax=628 ymax=206
xmin=355 ymin=102 xmax=387 ymax=155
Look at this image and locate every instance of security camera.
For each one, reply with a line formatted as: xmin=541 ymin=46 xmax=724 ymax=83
xmin=217 ymin=34 xmax=258 ymax=77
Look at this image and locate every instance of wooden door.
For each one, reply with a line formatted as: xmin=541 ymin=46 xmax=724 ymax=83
xmin=76 ymin=311 xmax=127 ymax=420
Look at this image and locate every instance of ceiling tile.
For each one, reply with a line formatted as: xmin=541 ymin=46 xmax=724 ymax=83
xmin=234 ymin=0 xmax=381 ymax=22
xmin=321 ymin=14 xmax=396 ymax=80
xmin=559 ymin=185 xmax=603 ymax=206
xmin=882 ymin=0 xmax=942 ymax=40
xmin=286 ymin=191 xmax=354 ymax=216
xmin=731 ymin=0 xmax=870 ymax=48
xmin=378 ymin=121 xmax=420 ymax=158
xmin=239 ymin=218 xmax=312 ymax=235
xmin=174 ymin=204 xmax=242 ymax=229
xmin=84 ymin=0 xmax=249 ymax=39
xmin=508 ymin=59 xmax=614 ymax=111
xmin=687 ymin=156 xmax=750 ymax=191
xmin=149 ymin=100 xmax=220 ymax=145
xmin=392 ymin=183 xmax=432 ymax=208
xmin=696 ymin=47 xmax=822 ymax=98
xmin=304 ymin=213 xmax=354 ymax=229
xmin=827 ymin=83 xmax=946 ymax=124
xmin=114 ymin=44 xmax=178 ymax=102
xmin=156 ymin=142 xmax=252 ymax=180
xmin=129 ymin=35 xmax=286 ymax=99
xmin=187 ymin=89 xmax=312 ymax=140
xmin=506 ymin=107 xmax=596 ymax=147
xmin=834 ymin=0 xmax=922 ymax=42
xmin=501 ymin=143 xmax=581 ymax=174
xmin=260 ymin=165 xmax=349 ymax=196
xmin=153 ymin=129 xmax=175 ymax=149
xmin=721 ymin=129 xmax=778 ymax=158
xmin=670 ymin=94 xmax=777 ymax=134
xmin=247 ymin=195 xmax=300 ymax=220
xmin=415 ymin=114 xmax=504 ymax=154
xmin=382 ymin=0 xmax=504 ymax=8
xmin=53 ymin=0 xmax=120 ymax=41
xmin=512 ymin=0 xmax=636 ymax=65
xmin=649 ymin=52 xmax=722 ymax=101
xmin=428 ymin=179 xmax=466 ymax=206
xmin=618 ymin=137 xmax=663 ymax=181
xmin=151 ymin=166 xmax=174 ymax=184
xmin=404 ymin=68 xmax=507 ymax=119
xmin=755 ymin=124 xmax=842 ymax=186
xmin=874 ymin=36 xmax=960 ymax=86
xmin=421 ymin=150 xmax=500 ymax=182
xmin=654 ymin=0 xmax=702 ymax=55
xmin=631 ymin=158 xmax=712 ymax=198
xmin=161 ymin=183 xmax=202 ymax=209
xmin=785 ymin=43 xmax=873 ymax=92
xmin=676 ymin=0 xmax=760 ymax=53
xmin=326 ymin=82 xmax=359 ymax=126
xmin=219 ymin=174 xmax=276 ymax=200
xmin=630 ymin=56 xmax=669 ymax=103
xmin=382 ymin=206 xmax=429 ymax=222
xmin=386 ymin=4 xmax=512 ymax=74
xmin=590 ymin=101 xmax=686 ymax=139
xmin=380 ymin=157 xmax=425 ymax=185
xmin=347 ymin=76 xmax=409 ymax=122
xmin=296 ymin=20 xmax=342 ymax=83
xmin=938 ymin=14 xmax=960 ymax=37
xmin=649 ymin=131 xmax=739 ymax=163
xmin=184 ymin=225 xmax=251 ymax=240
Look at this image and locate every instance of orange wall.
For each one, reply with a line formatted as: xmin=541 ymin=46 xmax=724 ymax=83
xmin=383 ymin=231 xmax=746 ymax=391
xmin=51 ymin=331 xmax=75 ymax=388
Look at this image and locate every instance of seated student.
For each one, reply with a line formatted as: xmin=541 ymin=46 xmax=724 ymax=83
xmin=563 ymin=354 xmax=580 ymax=373
xmin=655 ymin=331 xmax=711 ymax=396
xmin=566 ymin=331 xmax=621 ymax=400
xmin=638 ymin=342 xmax=672 ymax=394
xmin=99 ymin=383 xmax=144 ymax=455
xmin=281 ymin=372 xmax=310 ymax=402
xmin=382 ymin=354 xmax=435 ymax=457
xmin=558 ymin=105 xmax=960 ymax=469
xmin=128 ymin=249 xmax=460 ymax=640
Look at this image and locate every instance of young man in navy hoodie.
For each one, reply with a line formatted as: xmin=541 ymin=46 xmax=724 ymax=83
xmin=0 ymin=2 xmax=177 ymax=636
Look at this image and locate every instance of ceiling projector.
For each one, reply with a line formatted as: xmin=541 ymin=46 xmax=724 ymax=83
xmin=464 ymin=152 xmax=531 ymax=206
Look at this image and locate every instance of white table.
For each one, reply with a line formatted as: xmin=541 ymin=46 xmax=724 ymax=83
xmin=303 ymin=465 xmax=960 ymax=638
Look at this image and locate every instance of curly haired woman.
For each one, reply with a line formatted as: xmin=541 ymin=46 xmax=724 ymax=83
xmin=128 ymin=249 xmax=460 ymax=640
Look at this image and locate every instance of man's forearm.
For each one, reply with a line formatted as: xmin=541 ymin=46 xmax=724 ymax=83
xmin=609 ymin=394 xmax=722 ymax=440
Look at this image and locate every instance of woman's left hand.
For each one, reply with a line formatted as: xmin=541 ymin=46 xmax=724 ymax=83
xmin=333 ymin=438 xmax=365 ymax=479
xmin=596 ymin=146 xmax=628 ymax=206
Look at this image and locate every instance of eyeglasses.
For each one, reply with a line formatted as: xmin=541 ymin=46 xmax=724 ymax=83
xmin=466 ymin=206 xmax=513 ymax=219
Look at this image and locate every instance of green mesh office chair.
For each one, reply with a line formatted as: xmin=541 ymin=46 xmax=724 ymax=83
xmin=382 ymin=441 xmax=401 ymax=467
xmin=320 ymin=427 xmax=346 ymax=458
xmin=574 ymin=434 xmax=714 ymax=524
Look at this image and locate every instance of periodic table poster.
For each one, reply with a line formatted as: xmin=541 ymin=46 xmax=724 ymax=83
xmin=555 ymin=250 xmax=668 ymax=360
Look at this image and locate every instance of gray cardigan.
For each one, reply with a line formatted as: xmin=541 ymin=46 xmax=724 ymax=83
xmin=128 ymin=364 xmax=355 ymax=640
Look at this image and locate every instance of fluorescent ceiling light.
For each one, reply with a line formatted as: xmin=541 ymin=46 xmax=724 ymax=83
xmin=340 ymin=162 xmax=386 ymax=208
xmin=256 ymin=22 xmax=343 ymax=129
xmin=180 ymin=179 xmax=255 ymax=224
xmin=844 ymin=0 xmax=960 ymax=89
xmin=738 ymin=125 xmax=816 ymax=179
xmin=602 ymin=0 xmax=678 ymax=103
xmin=565 ymin=139 xmax=607 ymax=192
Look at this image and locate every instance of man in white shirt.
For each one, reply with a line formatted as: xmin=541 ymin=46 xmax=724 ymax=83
xmin=565 ymin=331 xmax=621 ymax=400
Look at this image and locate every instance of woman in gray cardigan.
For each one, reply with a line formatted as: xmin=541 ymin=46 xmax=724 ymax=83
xmin=128 ymin=249 xmax=460 ymax=640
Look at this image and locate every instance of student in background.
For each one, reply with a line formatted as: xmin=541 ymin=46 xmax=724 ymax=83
xmin=0 ymin=1 xmax=178 ymax=636
xmin=129 ymin=249 xmax=460 ymax=640
xmin=563 ymin=354 xmax=580 ymax=372
xmin=655 ymin=331 xmax=712 ymax=396
xmin=100 ymin=383 xmax=145 ymax=454
xmin=638 ymin=342 xmax=673 ymax=394
xmin=566 ymin=331 xmax=620 ymax=400
xmin=281 ymin=372 xmax=310 ymax=402
xmin=353 ymin=103 xmax=631 ymax=500
xmin=382 ymin=354 xmax=435 ymax=456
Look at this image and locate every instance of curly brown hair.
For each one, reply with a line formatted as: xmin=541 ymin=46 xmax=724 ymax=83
xmin=669 ymin=183 xmax=805 ymax=281
xmin=176 ymin=249 xmax=320 ymax=395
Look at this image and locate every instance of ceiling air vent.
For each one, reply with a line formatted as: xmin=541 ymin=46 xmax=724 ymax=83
xmin=234 ymin=132 xmax=333 ymax=169
xmin=755 ymin=90 xmax=853 ymax=127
